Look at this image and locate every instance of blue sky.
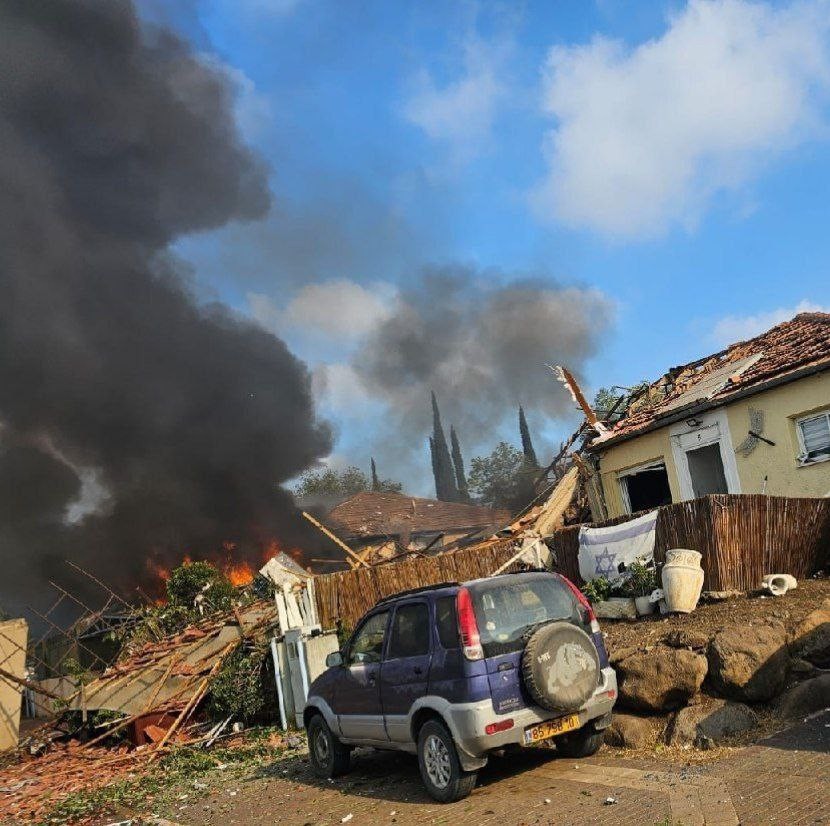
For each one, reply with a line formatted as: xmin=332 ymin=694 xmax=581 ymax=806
xmin=156 ymin=0 xmax=830 ymax=493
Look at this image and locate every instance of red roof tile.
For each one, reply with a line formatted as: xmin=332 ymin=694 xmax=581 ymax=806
xmin=600 ymin=312 xmax=830 ymax=443
xmin=326 ymin=491 xmax=511 ymax=538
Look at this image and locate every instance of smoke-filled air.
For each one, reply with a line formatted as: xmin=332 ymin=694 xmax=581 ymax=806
xmin=0 ymin=0 xmax=332 ymax=614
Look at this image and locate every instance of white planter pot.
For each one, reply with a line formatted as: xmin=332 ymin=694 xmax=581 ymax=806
xmin=661 ymin=549 xmax=704 ymax=613
xmin=634 ymin=595 xmax=655 ymax=616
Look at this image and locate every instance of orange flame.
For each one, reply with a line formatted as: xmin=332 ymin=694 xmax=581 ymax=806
xmin=223 ymin=559 xmax=256 ymax=587
xmin=144 ymin=539 xmax=309 ymax=600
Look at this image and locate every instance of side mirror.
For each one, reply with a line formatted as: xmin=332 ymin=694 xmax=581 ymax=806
xmin=326 ymin=651 xmax=344 ymax=668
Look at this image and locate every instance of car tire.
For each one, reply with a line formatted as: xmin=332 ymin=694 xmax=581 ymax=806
xmin=554 ymin=724 xmax=604 ymax=758
xmin=417 ymin=719 xmax=477 ymax=803
xmin=307 ymin=714 xmax=351 ymax=778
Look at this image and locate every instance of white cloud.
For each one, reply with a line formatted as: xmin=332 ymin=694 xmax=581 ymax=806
xmin=311 ymin=362 xmax=373 ymax=412
xmin=533 ymin=0 xmax=830 ymax=238
xmin=403 ymin=35 xmax=509 ymax=162
xmin=709 ymin=299 xmax=829 ymax=346
xmin=248 ymin=279 xmax=398 ymax=345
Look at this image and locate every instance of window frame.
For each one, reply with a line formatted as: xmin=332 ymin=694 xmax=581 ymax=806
xmin=385 ymin=600 xmax=432 ymax=661
xmin=616 ymin=459 xmax=669 ymax=515
xmin=346 ymin=609 xmax=390 ymax=667
xmin=795 ymin=409 xmax=830 ymax=466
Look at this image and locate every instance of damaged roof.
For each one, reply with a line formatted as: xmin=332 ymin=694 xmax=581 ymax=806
xmin=596 ymin=312 xmax=830 ymax=447
xmin=326 ymin=491 xmax=511 ymax=539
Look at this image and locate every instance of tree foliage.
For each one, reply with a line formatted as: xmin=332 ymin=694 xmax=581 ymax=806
xmin=294 ymin=465 xmax=402 ymax=497
xmin=206 ymin=644 xmax=270 ymax=723
xmin=467 ymin=441 xmax=537 ymax=512
xmin=430 ymin=392 xmax=459 ymax=502
xmin=166 ymin=560 xmax=236 ymax=612
xmin=450 ymin=425 xmax=470 ymax=502
xmin=518 ymin=406 xmax=539 ymax=467
xmin=592 ymin=386 xmax=625 ymax=419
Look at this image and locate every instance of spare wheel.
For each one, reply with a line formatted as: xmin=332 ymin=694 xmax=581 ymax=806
xmin=521 ymin=621 xmax=599 ymax=712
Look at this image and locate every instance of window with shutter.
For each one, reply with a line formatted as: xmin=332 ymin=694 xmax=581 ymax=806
xmin=796 ymin=411 xmax=830 ymax=464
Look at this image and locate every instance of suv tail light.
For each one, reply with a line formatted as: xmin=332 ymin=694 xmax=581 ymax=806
xmin=456 ymin=586 xmax=483 ymax=661
xmin=559 ymin=575 xmax=601 ymax=634
xmin=485 ymin=718 xmax=514 ymax=735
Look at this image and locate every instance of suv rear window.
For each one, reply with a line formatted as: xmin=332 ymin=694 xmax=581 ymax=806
xmin=469 ymin=574 xmax=577 ymax=657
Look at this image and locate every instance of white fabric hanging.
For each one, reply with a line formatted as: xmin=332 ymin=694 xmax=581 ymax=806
xmin=578 ymin=510 xmax=657 ymax=583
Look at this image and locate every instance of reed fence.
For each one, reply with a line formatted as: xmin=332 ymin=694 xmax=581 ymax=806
xmin=313 ymin=494 xmax=830 ymax=630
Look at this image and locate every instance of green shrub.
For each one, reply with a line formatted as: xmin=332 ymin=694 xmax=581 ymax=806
xmin=166 ymin=560 xmax=236 ymax=611
xmin=623 ymin=558 xmax=657 ymax=597
xmin=205 ymin=645 xmax=268 ymax=723
xmin=581 ymin=577 xmax=612 ymax=604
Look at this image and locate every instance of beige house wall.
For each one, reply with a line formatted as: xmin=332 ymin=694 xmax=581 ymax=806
xmin=0 ymin=617 xmax=28 ymax=752
xmin=32 ymin=677 xmax=78 ymax=719
xmin=597 ymin=370 xmax=830 ymax=519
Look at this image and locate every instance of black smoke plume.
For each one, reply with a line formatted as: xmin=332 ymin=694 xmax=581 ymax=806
xmin=0 ymin=0 xmax=331 ymax=616
xmin=354 ymin=265 xmax=613 ymax=474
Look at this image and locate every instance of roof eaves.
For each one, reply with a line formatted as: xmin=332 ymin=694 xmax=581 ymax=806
xmin=590 ymin=358 xmax=830 ymax=451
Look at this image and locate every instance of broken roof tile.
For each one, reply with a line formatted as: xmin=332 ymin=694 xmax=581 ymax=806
xmin=600 ymin=312 xmax=830 ymax=444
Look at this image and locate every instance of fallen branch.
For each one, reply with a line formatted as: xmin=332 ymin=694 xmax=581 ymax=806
xmin=0 ymin=666 xmax=66 ymax=700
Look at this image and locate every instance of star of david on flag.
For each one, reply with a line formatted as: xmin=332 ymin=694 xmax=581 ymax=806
xmin=578 ymin=510 xmax=657 ymax=583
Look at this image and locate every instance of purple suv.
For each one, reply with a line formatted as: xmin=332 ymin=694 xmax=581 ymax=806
xmin=304 ymin=571 xmax=617 ymax=802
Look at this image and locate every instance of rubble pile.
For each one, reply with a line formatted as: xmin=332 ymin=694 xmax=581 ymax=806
xmin=0 ymin=741 xmax=143 ymax=821
xmin=0 ymin=559 xmax=308 ymax=821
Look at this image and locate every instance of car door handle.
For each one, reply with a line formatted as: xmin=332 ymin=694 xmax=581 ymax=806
xmin=413 ymin=667 xmax=423 ymax=675
xmin=368 ymin=675 xmax=376 ymax=685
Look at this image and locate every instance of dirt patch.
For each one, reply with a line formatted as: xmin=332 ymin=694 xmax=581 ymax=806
xmin=602 ymin=577 xmax=830 ymax=654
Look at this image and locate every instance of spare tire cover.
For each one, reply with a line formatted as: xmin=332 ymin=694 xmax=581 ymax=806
xmin=521 ymin=621 xmax=600 ymax=712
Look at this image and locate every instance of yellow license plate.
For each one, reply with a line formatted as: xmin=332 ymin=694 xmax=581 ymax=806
xmin=523 ymin=714 xmax=581 ymax=745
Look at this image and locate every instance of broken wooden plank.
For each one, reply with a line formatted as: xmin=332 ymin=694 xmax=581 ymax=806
xmin=301 ymin=511 xmax=368 ymax=568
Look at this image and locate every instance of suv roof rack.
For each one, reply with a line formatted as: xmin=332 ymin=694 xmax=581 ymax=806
xmin=375 ymin=581 xmax=460 ymax=606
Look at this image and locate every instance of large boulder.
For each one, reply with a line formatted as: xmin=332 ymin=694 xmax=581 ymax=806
xmin=708 ymin=622 xmax=789 ymax=702
xmin=665 ymin=699 xmax=757 ymax=747
xmin=664 ymin=629 xmax=711 ymax=652
xmin=616 ymin=648 xmax=708 ymax=713
xmin=604 ymin=713 xmax=662 ymax=749
xmin=788 ymin=598 xmax=830 ymax=668
xmin=777 ymin=674 xmax=830 ymax=720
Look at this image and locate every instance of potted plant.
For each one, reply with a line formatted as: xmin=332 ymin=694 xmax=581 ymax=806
xmin=626 ymin=558 xmax=658 ymax=616
xmin=581 ymin=577 xmax=612 ymax=605
xmin=582 ymin=577 xmax=637 ymax=620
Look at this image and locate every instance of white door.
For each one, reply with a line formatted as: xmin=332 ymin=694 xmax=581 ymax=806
xmin=670 ymin=411 xmax=741 ymax=500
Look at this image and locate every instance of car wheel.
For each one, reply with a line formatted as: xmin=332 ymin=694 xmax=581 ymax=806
xmin=555 ymin=724 xmax=604 ymax=758
xmin=417 ymin=719 xmax=477 ymax=803
xmin=307 ymin=714 xmax=351 ymax=778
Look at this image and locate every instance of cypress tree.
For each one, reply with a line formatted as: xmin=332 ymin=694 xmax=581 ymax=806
xmin=430 ymin=392 xmax=459 ymax=501
xmin=370 ymin=457 xmax=381 ymax=491
xmin=450 ymin=426 xmax=470 ymax=502
xmin=519 ymin=405 xmax=539 ymax=468
xmin=429 ymin=436 xmax=439 ymax=496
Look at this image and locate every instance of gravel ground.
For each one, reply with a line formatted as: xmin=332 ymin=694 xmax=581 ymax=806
xmin=602 ymin=576 xmax=829 ymax=653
